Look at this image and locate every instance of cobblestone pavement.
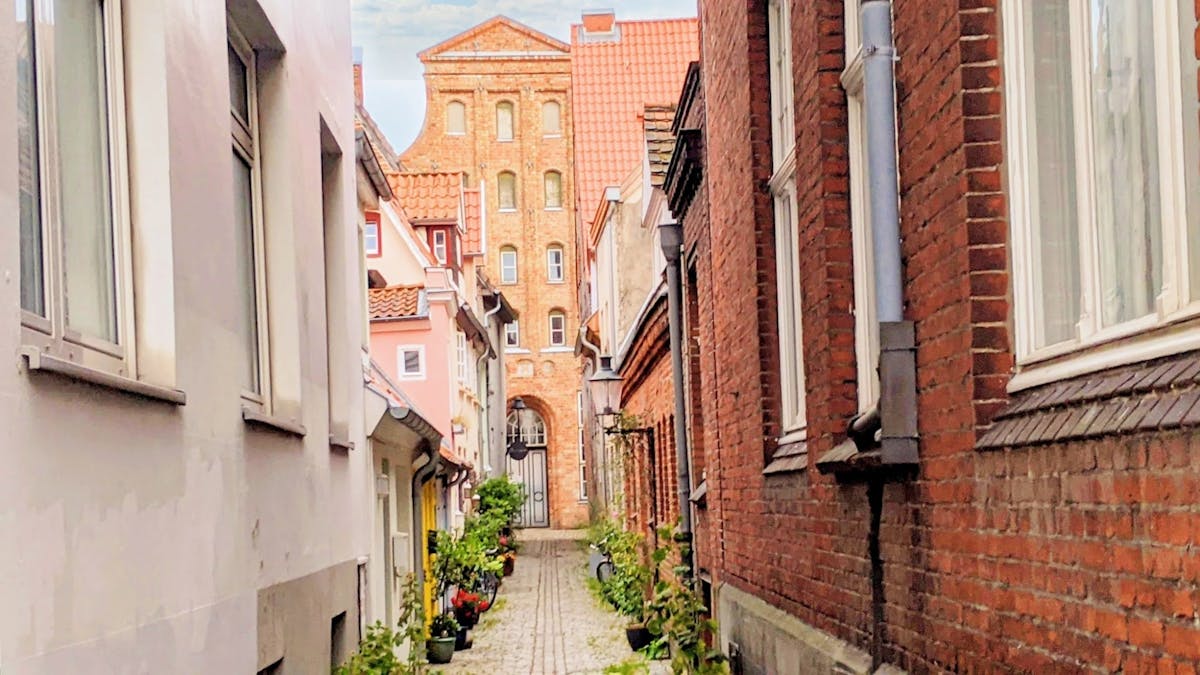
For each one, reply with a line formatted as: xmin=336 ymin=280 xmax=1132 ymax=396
xmin=439 ymin=528 xmax=666 ymax=674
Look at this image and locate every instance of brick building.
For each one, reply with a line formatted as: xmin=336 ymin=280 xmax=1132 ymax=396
xmin=652 ymin=0 xmax=1200 ymax=672
xmin=400 ymin=17 xmax=586 ymax=528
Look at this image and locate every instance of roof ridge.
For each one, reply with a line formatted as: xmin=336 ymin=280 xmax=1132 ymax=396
xmin=420 ymin=15 xmax=570 ymax=61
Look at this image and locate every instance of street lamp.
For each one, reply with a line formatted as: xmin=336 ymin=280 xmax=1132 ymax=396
xmin=507 ymin=397 xmax=530 ymax=461
xmin=588 ymin=355 xmax=622 ymax=423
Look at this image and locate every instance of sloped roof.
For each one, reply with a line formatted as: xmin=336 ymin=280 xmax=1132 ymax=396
xmin=355 ymin=104 xmax=402 ymax=173
xmin=463 ymin=188 xmax=483 ymax=255
xmin=419 ymin=15 xmax=570 ymax=61
xmin=368 ymin=285 xmax=425 ymax=320
xmin=571 ymin=17 xmax=698 ymax=226
xmin=644 ymin=105 xmax=678 ymax=188
xmin=391 ymin=172 xmax=464 ymax=223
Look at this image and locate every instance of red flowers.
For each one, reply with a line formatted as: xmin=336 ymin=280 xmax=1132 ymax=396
xmin=452 ymin=589 xmax=489 ymax=625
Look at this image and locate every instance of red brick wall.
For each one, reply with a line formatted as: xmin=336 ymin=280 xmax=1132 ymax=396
xmin=693 ymin=0 xmax=1200 ymax=672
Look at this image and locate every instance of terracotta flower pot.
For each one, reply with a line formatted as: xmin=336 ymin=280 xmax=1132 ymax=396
xmin=502 ymin=556 xmax=516 ymax=576
xmin=427 ymin=636 xmax=457 ymax=664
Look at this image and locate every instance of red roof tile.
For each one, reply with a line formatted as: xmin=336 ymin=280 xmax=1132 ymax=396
xmin=571 ymin=17 xmax=698 ymax=226
xmin=391 ymin=172 xmax=464 ymax=223
xmin=644 ymin=105 xmax=678 ymax=188
xmin=368 ymin=285 xmax=424 ymax=320
xmin=463 ymin=188 xmax=483 ymax=256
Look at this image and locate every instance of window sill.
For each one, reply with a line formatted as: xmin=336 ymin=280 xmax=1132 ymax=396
xmin=505 ymin=347 xmax=531 ymax=354
xmin=544 ymin=207 xmax=564 ymax=212
xmin=242 ymin=406 xmax=307 ymax=437
xmin=540 ymin=346 xmax=573 ymax=354
xmin=497 ymin=209 xmax=517 ymax=214
xmin=330 ymin=434 xmax=355 ymax=452
xmin=1011 ymin=316 xmax=1200 ymax=392
xmin=20 ymin=347 xmax=186 ymax=405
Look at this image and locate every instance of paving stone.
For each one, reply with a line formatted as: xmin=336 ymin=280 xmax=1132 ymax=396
xmin=440 ymin=529 xmax=668 ymax=675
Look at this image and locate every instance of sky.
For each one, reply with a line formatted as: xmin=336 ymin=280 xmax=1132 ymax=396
xmin=351 ymin=0 xmax=698 ymax=153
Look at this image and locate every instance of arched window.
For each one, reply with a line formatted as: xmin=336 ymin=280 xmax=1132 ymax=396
xmin=546 ymin=245 xmax=564 ymax=283
xmin=544 ymin=171 xmax=562 ymax=209
xmin=548 ymin=310 xmax=566 ymax=346
xmin=497 ymin=171 xmax=516 ymax=211
xmin=446 ymin=101 xmax=466 ymax=135
xmin=542 ymin=101 xmax=561 ymax=136
xmin=499 ymin=246 xmax=518 ymax=284
xmin=496 ymin=101 xmax=514 ymax=141
xmin=507 ymin=408 xmax=547 ymax=447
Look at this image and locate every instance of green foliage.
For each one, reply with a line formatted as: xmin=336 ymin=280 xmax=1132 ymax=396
xmin=586 ymin=518 xmax=651 ymax=622
xmin=433 ymin=527 xmax=503 ymax=596
xmin=333 ymin=574 xmax=427 ymax=675
xmin=644 ymin=524 xmax=729 ymax=675
xmin=474 ymin=476 xmax=526 ymax=522
xmin=429 ymin=612 xmax=460 ymax=639
xmin=603 ymin=656 xmax=652 ymax=674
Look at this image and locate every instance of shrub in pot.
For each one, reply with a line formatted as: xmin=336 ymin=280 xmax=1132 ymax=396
xmin=427 ymin=613 xmax=460 ymax=664
xmin=451 ymin=589 xmax=489 ymax=628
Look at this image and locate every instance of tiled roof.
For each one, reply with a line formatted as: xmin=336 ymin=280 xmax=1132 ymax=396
xmin=463 ymin=188 xmax=483 ymax=255
xmin=368 ymin=285 xmax=425 ymax=320
xmin=355 ymin=104 xmax=403 ymax=173
xmin=571 ymin=17 xmax=698 ymax=225
xmin=391 ymin=172 xmax=464 ymax=222
xmin=644 ymin=105 xmax=678 ymax=188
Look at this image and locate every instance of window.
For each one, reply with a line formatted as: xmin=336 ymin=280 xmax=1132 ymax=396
xmin=496 ymin=101 xmax=514 ymax=141
xmin=505 ymin=321 xmax=520 ymax=348
xmin=548 ymin=311 xmax=566 ymax=346
xmin=498 ymin=172 xmax=516 ymax=211
xmin=456 ymin=333 xmax=467 ymax=382
xmin=767 ymin=0 xmax=805 ymax=436
xmin=446 ymin=100 xmax=466 ymax=135
xmin=1003 ymin=0 xmax=1200 ymax=373
xmin=432 ymin=230 xmax=447 ymax=265
xmin=544 ymin=171 xmax=563 ymax=209
xmin=543 ymin=101 xmax=562 ymax=136
xmin=397 ymin=345 xmax=425 ymax=380
xmin=229 ymin=25 xmax=270 ymax=397
xmin=842 ymin=0 xmax=879 ymax=410
xmin=547 ymin=246 xmax=564 ymax=282
xmin=577 ymin=391 xmax=588 ymax=501
xmin=507 ymin=409 xmax=547 ymax=446
xmin=364 ymin=212 xmax=381 ymax=257
xmin=18 ymin=0 xmax=133 ymax=375
xmin=500 ymin=246 xmax=518 ymax=284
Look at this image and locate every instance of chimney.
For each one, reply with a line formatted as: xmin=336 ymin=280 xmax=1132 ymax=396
xmin=353 ymin=46 xmax=364 ymax=106
xmin=581 ymin=9 xmax=616 ymax=34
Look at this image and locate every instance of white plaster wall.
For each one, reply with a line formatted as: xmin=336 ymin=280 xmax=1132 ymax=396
xmin=0 ymin=0 xmax=365 ymax=671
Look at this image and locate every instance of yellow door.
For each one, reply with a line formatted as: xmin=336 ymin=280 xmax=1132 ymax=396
xmin=421 ymin=480 xmax=438 ymax=622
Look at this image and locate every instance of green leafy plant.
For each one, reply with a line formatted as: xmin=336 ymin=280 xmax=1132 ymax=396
xmin=429 ymin=612 xmax=460 ymax=640
xmin=333 ymin=573 xmax=427 ymax=674
xmin=644 ymin=524 xmax=728 ymax=675
xmin=474 ymin=475 xmax=526 ymax=522
xmin=586 ymin=518 xmax=651 ymax=622
xmin=433 ymin=527 xmax=504 ymax=596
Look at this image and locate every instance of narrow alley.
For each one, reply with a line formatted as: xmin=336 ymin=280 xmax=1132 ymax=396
xmin=442 ymin=530 xmax=664 ymax=675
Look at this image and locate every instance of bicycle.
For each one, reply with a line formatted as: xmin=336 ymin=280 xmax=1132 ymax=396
xmin=589 ymin=534 xmax=616 ymax=583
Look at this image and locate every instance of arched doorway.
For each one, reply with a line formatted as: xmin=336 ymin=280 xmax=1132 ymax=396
xmin=506 ymin=408 xmax=549 ymax=527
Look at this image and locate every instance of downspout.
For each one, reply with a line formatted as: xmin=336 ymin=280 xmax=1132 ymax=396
xmin=411 ymin=446 xmax=440 ymax=600
xmin=578 ymin=325 xmax=611 ymax=512
xmin=862 ymin=0 xmax=918 ymax=465
xmin=659 ymin=221 xmax=694 ymax=582
xmin=479 ymin=303 xmax=503 ymax=475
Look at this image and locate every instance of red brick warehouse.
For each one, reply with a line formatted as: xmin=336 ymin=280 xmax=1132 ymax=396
xmin=660 ymin=0 xmax=1200 ymax=672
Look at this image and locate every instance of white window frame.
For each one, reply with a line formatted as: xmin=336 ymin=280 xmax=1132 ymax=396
xmin=504 ymin=321 xmax=520 ymax=348
xmin=768 ymin=0 xmax=806 ymax=440
xmin=446 ymin=100 xmax=466 ymax=136
xmin=548 ymin=311 xmax=566 ymax=347
xmin=229 ymin=24 xmax=272 ymax=404
xmin=544 ymin=171 xmax=563 ymax=210
xmin=496 ymin=101 xmax=514 ymax=141
xmin=1003 ymin=0 xmax=1200 ymax=391
xmin=363 ymin=218 xmax=380 ymax=257
xmin=498 ymin=172 xmax=517 ymax=212
xmin=397 ymin=345 xmax=425 ymax=381
xmin=18 ymin=0 xmax=136 ymax=379
xmin=456 ymin=333 xmax=467 ymax=382
xmin=842 ymin=0 xmax=880 ymax=412
xmin=500 ymin=247 xmax=518 ymax=284
xmin=432 ymin=230 xmax=447 ymax=265
xmin=543 ymin=100 xmax=562 ymax=137
xmin=577 ymin=391 xmax=588 ymax=502
xmin=547 ymin=246 xmax=564 ymax=283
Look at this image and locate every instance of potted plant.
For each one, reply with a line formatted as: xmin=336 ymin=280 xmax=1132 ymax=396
xmin=427 ymin=613 xmax=460 ymax=664
xmin=451 ymin=588 xmax=489 ymax=629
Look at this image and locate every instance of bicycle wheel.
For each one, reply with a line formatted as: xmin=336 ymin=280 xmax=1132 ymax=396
xmin=479 ymin=571 xmax=500 ymax=607
xmin=596 ymin=559 xmax=616 ymax=584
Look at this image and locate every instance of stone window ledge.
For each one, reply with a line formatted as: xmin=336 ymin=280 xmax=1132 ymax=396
xmin=20 ymin=347 xmax=186 ymax=405
xmin=242 ymin=406 xmax=307 ymax=438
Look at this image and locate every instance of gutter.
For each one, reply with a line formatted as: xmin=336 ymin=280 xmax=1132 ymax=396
xmin=411 ymin=446 xmax=439 ymax=598
xmin=659 ymin=221 xmax=695 ymax=582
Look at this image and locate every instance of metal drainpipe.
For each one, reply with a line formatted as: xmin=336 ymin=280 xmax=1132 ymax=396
xmin=479 ymin=303 xmax=503 ymax=476
xmin=659 ymin=221 xmax=694 ymax=582
xmin=862 ymin=0 xmax=918 ymax=465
